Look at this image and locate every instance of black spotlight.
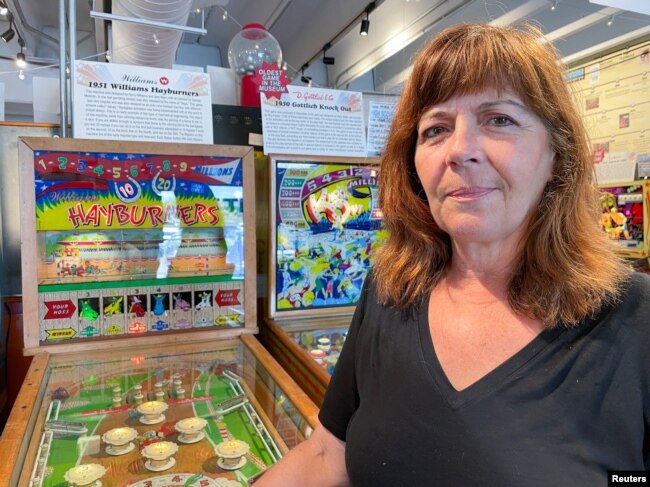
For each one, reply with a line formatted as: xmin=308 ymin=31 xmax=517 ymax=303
xmin=1 ymin=25 xmax=15 ymax=43
xmin=360 ymin=16 xmax=369 ymax=36
xmin=323 ymin=42 xmax=335 ymax=65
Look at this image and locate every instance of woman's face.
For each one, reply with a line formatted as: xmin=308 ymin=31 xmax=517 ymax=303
xmin=414 ymin=88 xmax=555 ymax=248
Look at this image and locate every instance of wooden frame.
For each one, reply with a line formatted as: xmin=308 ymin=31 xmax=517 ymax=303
xmin=18 ymin=137 xmax=257 ymax=355
xmin=267 ymin=153 xmax=383 ymax=320
xmin=260 ymin=315 xmax=352 ymax=406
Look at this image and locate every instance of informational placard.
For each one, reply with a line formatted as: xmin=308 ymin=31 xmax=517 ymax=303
xmin=569 ymin=40 xmax=650 ymax=183
xmin=638 ymin=154 xmax=650 ymax=178
xmin=366 ymin=101 xmax=396 ymax=156
xmin=261 ymin=86 xmax=366 ymax=157
xmin=594 ymin=151 xmax=638 ymax=183
xmin=73 ymin=60 xmax=213 ymax=144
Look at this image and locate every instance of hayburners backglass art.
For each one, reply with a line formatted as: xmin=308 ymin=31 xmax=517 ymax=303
xmin=268 ymin=156 xmax=386 ymax=319
xmin=18 ymin=138 xmax=257 ymax=352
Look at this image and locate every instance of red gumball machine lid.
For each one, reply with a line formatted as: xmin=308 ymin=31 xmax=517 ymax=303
xmin=241 ymin=23 xmax=268 ymax=40
xmin=243 ymin=23 xmax=267 ymax=30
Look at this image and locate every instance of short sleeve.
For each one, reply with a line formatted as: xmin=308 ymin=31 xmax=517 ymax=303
xmin=317 ymin=274 xmax=373 ymax=441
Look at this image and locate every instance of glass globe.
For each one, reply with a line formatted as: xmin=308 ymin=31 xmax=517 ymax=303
xmin=227 ymin=23 xmax=282 ymax=76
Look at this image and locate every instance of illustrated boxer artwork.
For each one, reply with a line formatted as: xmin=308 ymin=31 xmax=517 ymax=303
xmin=271 ymin=160 xmax=386 ymax=316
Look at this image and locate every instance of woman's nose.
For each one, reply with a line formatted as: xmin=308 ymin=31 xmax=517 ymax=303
xmin=444 ymin=119 xmax=481 ymax=167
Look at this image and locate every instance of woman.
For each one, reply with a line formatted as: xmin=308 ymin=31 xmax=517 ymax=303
xmin=257 ymin=22 xmax=650 ymax=486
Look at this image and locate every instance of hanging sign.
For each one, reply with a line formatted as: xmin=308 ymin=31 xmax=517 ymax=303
xmin=73 ymin=60 xmax=213 ymax=144
xmin=250 ymin=62 xmax=290 ymax=99
xmin=366 ymin=101 xmax=396 ymax=157
xmin=261 ymin=85 xmax=366 ymax=157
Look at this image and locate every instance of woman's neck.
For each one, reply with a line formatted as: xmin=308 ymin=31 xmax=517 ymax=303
xmin=443 ymin=251 xmax=517 ymax=306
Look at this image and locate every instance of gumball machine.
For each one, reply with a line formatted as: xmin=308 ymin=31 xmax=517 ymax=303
xmin=228 ymin=23 xmax=283 ymax=107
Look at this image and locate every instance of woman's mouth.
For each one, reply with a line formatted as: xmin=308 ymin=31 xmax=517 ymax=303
xmin=447 ymin=187 xmax=495 ymax=199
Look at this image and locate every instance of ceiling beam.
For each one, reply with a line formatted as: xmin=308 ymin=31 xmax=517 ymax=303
xmin=562 ymin=24 xmax=650 ymax=65
xmin=489 ymin=0 xmax=551 ymax=26
xmin=544 ymin=6 xmax=621 ymax=42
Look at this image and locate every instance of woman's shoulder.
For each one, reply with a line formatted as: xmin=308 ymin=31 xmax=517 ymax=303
xmin=355 ymin=270 xmax=424 ymax=327
xmin=624 ymin=271 xmax=650 ymax=303
xmin=607 ymin=271 xmax=650 ymax=336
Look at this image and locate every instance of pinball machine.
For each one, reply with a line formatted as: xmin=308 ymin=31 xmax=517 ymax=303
xmin=0 ymin=138 xmax=318 ymax=487
xmin=598 ymin=180 xmax=650 ymax=272
xmin=258 ymin=155 xmax=385 ymax=405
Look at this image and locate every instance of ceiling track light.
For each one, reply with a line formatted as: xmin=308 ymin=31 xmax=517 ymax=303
xmin=0 ymin=5 xmax=7 ymax=16
xmin=1 ymin=10 xmax=14 ymax=42
xmin=550 ymin=1 xmax=558 ymax=11
xmin=300 ymin=65 xmax=312 ymax=86
xmin=222 ymin=10 xmax=228 ymax=21
xmin=1 ymin=27 xmax=14 ymax=42
xmin=360 ymin=14 xmax=370 ymax=36
xmin=323 ymin=42 xmax=335 ymax=65
xmin=16 ymin=37 xmax=26 ymax=67
xmin=607 ymin=14 xmax=615 ymax=26
xmin=1 ymin=25 xmax=15 ymax=42
xmin=360 ymin=2 xmax=374 ymax=36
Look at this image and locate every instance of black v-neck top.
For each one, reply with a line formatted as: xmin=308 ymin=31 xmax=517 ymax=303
xmin=319 ymin=273 xmax=650 ymax=487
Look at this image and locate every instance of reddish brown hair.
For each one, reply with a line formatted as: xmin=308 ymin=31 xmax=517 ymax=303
xmin=373 ymin=22 xmax=629 ymax=327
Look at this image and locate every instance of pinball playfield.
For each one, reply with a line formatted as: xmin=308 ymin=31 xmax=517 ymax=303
xmin=16 ymin=338 xmax=314 ymax=487
xmin=260 ymin=317 xmax=349 ymax=405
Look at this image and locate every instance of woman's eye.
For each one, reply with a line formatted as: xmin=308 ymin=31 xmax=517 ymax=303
xmin=490 ymin=115 xmax=515 ymax=126
xmin=421 ymin=126 xmax=446 ymax=140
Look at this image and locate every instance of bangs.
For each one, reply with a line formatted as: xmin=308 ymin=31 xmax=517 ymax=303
xmin=414 ymin=25 xmax=547 ymax=118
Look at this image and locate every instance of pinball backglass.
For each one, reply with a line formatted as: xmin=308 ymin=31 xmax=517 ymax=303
xmin=598 ymin=180 xmax=649 ymax=259
xmin=18 ymin=137 xmax=257 ymax=354
xmin=267 ymin=155 xmax=385 ymax=319
xmin=262 ymin=155 xmax=385 ymax=404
